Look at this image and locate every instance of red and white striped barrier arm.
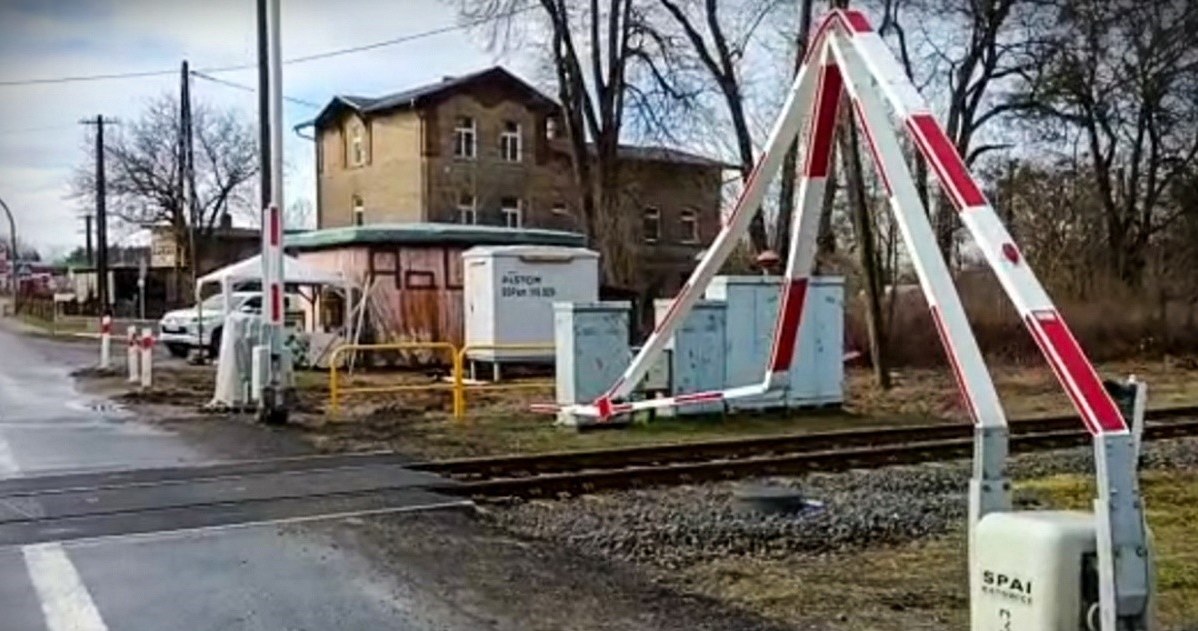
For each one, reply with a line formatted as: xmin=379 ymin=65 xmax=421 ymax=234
xmin=828 ymin=10 xmax=1125 ymax=435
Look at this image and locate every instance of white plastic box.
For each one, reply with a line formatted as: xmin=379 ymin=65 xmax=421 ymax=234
xmin=463 ymin=245 xmax=599 ymax=362
xmin=971 ymin=510 xmax=1153 ymax=630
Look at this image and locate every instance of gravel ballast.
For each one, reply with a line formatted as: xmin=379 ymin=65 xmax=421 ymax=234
xmin=488 ymin=437 xmax=1198 ymax=570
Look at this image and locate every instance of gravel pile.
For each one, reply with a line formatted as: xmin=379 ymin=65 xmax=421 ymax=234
xmin=488 ymin=437 xmax=1198 ymax=569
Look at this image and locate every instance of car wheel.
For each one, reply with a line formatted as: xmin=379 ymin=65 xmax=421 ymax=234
xmin=207 ymin=326 xmax=223 ymax=358
xmin=166 ymin=343 xmax=190 ymax=359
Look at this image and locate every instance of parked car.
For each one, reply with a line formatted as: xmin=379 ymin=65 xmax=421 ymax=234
xmin=158 ymin=291 xmax=301 ymax=358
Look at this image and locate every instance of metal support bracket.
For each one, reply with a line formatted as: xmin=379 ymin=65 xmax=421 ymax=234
xmin=968 ymin=425 xmax=1011 ymax=525
xmin=1093 ymin=429 xmax=1151 ymax=630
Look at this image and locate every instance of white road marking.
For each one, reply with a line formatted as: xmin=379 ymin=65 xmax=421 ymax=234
xmin=0 ymin=429 xmax=108 ymax=631
xmin=22 ymin=543 xmax=108 ymax=631
xmin=0 ymin=431 xmax=19 ymax=478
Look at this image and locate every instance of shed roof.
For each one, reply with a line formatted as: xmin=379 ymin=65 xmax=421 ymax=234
xmin=286 ymin=223 xmax=587 ymax=251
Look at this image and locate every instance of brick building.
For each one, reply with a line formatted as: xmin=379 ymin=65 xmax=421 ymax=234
xmin=305 ymin=66 xmax=728 ymax=295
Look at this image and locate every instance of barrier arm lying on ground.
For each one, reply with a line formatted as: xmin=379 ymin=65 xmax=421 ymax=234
xmin=561 ymin=9 xmax=1150 ymax=630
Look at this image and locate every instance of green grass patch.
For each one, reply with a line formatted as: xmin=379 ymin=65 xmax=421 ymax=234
xmin=1018 ymin=471 xmax=1198 ymax=626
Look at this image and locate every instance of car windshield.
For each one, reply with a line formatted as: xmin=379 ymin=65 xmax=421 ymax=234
xmin=196 ymin=295 xmax=244 ymax=311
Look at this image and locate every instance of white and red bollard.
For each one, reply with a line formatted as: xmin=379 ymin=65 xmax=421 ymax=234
xmin=139 ymin=327 xmax=155 ymax=389
xmin=99 ymin=314 xmax=113 ymax=369
xmin=126 ymin=326 xmax=140 ymax=383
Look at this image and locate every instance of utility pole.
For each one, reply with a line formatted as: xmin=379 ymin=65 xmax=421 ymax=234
xmin=256 ymin=0 xmax=289 ymax=424
xmin=81 ymin=115 xmax=116 ymax=316
xmin=256 ymin=0 xmax=272 ymax=211
xmin=181 ymin=60 xmax=201 ymax=338
xmin=83 ymin=214 xmax=94 ymax=265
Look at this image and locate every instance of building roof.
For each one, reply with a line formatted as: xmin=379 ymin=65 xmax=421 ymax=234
xmin=286 ymin=223 xmax=587 ymax=251
xmin=608 ymin=144 xmax=734 ymax=169
xmin=306 ymin=66 xmax=557 ymax=130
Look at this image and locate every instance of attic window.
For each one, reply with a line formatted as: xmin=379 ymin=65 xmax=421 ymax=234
xmin=350 ymin=123 xmax=366 ymax=166
xmin=454 ymin=116 xmax=476 ymax=159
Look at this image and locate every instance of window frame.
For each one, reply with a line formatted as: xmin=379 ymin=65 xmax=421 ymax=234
xmin=453 ymin=116 xmax=477 ymax=159
xmin=500 ymin=120 xmax=522 ymax=162
xmin=352 ymin=195 xmax=365 ymax=226
xmin=679 ymin=208 xmax=699 ymax=244
xmin=458 ymin=192 xmax=477 ymax=225
xmin=500 ymin=197 xmax=522 ymax=228
xmin=350 ymin=124 xmax=366 ymax=167
xmin=643 ymin=206 xmax=661 ymax=243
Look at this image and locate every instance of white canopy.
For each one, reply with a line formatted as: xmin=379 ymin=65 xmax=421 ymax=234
xmin=195 ymin=253 xmax=349 ymax=322
xmin=197 ymin=253 xmax=344 ymax=288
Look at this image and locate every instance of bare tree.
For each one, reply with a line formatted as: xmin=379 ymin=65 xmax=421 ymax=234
xmin=880 ymin=0 xmax=1045 ymax=257
xmin=73 ymin=94 xmax=258 ymax=277
xmin=655 ymin=0 xmax=779 ymax=253
xmin=1014 ymin=0 xmax=1198 ymax=286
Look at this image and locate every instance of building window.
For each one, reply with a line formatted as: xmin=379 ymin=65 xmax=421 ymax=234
xmin=454 ymin=116 xmax=476 ymax=159
xmin=680 ymin=208 xmax=699 ymax=244
xmin=643 ymin=207 xmax=660 ymax=243
xmin=458 ymin=192 xmax=477 ymax=225
xmin=501 ymin=197 xmax=522 ymax=228
xmin=316 ymin=139 xmax=324 ymax=173
xmin=352 ymin=195 xmax=365 ymax=226
xmin=500 ymin=121 xmax=522 ymax=162
xmin=350 ymin=124 xmax=366 ymax=166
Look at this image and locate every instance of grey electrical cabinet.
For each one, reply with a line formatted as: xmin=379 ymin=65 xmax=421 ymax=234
xmin=553 ymin=301 xmax=630 ymax=407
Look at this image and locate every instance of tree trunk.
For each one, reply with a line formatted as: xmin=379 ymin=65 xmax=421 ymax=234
xmin=840 ymin=110 xmax=891 ymax=389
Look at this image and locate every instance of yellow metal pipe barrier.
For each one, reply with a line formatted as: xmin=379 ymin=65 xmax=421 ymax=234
xmin=453 ymin=343 xmax=554 ymax=419
xmin=328 ymin=342 xmax=459 ymax=415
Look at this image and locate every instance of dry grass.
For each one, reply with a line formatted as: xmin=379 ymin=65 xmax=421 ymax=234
xmin=673 ymin=470 xmax=1198 ymax=631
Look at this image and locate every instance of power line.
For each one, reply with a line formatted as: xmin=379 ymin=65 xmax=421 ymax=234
xmin=191 ymin=71 xmax=321 ymax=108
xmin=0 ymin=4 xmax=536 ymax=88
xmin=0 ymin=123 xmax=83 ymax=135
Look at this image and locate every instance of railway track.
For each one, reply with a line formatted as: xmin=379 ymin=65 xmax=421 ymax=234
xmin=416 ymin=406 xmax=1198 ymax=498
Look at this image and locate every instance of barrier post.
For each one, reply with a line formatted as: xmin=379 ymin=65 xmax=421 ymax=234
xmin=126 ymin=325 xmax=139 ymax=383
xmin=99 ymin=314 xmax=112 ymax=369
xmin=139 ymin=327 xmax=154 ymax=389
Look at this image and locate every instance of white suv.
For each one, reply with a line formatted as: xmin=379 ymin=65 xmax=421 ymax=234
xmin=158 ymin=292 xmax=298 ymax=358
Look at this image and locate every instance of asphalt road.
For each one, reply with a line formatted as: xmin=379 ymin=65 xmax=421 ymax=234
xmin=0 ymin=324 xmax=482 ymax=631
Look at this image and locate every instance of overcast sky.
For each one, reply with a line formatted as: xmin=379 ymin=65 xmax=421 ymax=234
xmin=0 ymin=0 xmax=533 ymax=258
